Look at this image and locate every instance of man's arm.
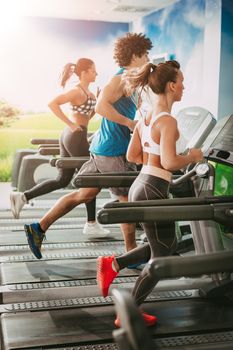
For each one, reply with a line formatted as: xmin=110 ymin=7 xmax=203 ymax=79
xmin=95 ymin=75 xmax=136 ymax=131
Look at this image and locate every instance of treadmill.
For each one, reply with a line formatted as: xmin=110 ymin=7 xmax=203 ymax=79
xmin=2 ymin=110 xmax=232 ymax=349
xmin=112 ymin=250 xmax=233 ymax=350
xmin=0 ymin=107 xmax=216 ymax=262
xmin=0 ymin=172 xmax=233 ymax=349
xmin=1 ymin=137 xmax=233 ymax=350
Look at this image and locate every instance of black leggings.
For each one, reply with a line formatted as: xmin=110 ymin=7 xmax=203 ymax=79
xmin=24 ymin=126 xmax=96 ymax=221
xmin=116 ymin=173 xmax=177 ymax=306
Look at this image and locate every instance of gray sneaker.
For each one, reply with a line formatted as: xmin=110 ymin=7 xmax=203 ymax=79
xmin=10 ymin=192 xmax=27 ymax=219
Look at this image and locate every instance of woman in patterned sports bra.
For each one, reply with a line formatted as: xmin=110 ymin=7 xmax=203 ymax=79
xmin=97 ymin=60 xmax=203 ymax=327
xmin=10 ymin=58 xmax=110 ymax=238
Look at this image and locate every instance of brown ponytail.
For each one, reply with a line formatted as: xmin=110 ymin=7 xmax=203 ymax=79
xmin=123 ymin=60 xmax=180 ymax=95
xmin=123 ymin=63 xmax=156 ymax=95
xmin=60 ymin=63 xmax=76 ymax=88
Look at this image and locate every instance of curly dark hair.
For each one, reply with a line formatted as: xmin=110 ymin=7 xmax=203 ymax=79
xmin=113 ymin=32 xmax=153 ymax=67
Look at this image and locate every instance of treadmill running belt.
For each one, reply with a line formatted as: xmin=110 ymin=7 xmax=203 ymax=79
xmin=2 ymin=298 xmax=233 ymax=349
xmin=0 ymin=259 xmax=137 ymax=284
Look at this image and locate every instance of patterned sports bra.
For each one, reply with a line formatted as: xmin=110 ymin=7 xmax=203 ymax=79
xmin=71 ymin=85 xmax=96 ymax=116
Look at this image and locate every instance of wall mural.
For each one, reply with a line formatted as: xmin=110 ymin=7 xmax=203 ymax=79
xmin=1 ymin=1 xmax=231 ymax=117
xmin=218 ymin=0 xmax=233 ymax=119
xmin=131 ymin=0 xmax=221 ymax=117
xmin=0 ymin=17 xmax=128 ymax=112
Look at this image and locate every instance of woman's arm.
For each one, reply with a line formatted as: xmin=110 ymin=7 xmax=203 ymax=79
xmin=95 ymin=75 xmax=136 ymax=131
xmin=126 ymin=123 xmax=143 ymax=164
xmin=48 ymin=89 xmax=81 ymax=131
xmin=159 ymin=117 xmax=203 ymax=171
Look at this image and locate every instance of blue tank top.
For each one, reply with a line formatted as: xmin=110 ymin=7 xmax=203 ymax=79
xmin=89 ymin=68 xmax=138 ymax=156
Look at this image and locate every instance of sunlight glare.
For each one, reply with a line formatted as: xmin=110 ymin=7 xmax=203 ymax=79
xmin=0 ymin=0 xmax=23 ymax=36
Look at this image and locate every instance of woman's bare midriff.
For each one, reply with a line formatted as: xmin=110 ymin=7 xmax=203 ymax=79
xmin=71 ymin=113 xmax=89 ymax=128
xmin=142 ymin=153 xmax=172 ymax=182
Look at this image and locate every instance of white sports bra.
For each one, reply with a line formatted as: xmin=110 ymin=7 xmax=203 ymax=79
xmin=141 ymin=111 xmax=187 ymax=155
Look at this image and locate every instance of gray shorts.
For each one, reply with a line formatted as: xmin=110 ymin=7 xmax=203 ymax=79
xmin=73 ymin=154 xmax=137 ymax=196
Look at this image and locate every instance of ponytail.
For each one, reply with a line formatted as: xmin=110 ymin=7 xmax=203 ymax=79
xmin=60 ymin=63 xmax=76 ymax=88
xmin=123 ymin=62 xmax=156 ymax=95
xmin=60 ymin=58 xmax=94 ymax=88
xmin=123 ymin=60 xmax=180 ymax=95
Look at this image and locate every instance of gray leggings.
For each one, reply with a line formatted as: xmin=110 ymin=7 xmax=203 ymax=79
xmin=116 ymin=173 xmax=177 ymax=305
xmin=24 ymin=126 xmax=96 ymax=221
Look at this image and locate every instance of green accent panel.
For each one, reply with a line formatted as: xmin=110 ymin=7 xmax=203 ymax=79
xmin=214 ymin=163 xmax=233 ymax=196
xmin=214 ymin=162 xmax=233 ymax=248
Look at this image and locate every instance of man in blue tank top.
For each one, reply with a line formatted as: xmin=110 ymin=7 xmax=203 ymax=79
xmin=23 ymin=33 xmax=153 ymax=260
xmin=75 ymin=33 xmax=153 ymax=251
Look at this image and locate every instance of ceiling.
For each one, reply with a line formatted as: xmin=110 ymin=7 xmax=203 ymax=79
xmin=5 ymin=0 xmax=178 ymax=23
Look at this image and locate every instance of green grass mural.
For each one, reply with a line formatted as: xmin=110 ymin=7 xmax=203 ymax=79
xmin=0 ymin=113 xmax=101 ymax=181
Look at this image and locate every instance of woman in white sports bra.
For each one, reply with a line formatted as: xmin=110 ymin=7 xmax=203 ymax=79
xmin=10 ymin=58 xmax=110 ymax=238
xmin=97 ymin=60 xmax=203 ymax=327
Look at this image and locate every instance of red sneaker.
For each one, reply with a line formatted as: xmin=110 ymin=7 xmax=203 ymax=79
xmin=97 ymin=255 xmax=118 ymax=297
xmin=115 ymin=311 xmax=158 ymax=328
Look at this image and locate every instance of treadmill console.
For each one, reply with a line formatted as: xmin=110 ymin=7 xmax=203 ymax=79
xmin=203 ymin=114 xmax=233 ymax=166
xmin=203 ymin=114 xmax=233 ymax=153
xmin=207 ymin=148 xmax=233 ymax=166
xmin=176 ymin=106 xmax=216 ymax=150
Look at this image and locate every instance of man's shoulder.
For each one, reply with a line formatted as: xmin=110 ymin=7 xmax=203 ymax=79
xmin=107 ymin=73 xmax=123 ymax=92
xmin=115 ymin=67 xmax=125 ymax=76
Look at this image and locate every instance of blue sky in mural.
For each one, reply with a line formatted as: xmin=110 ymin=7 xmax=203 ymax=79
xmin=132 ymin=0 xmax=210 ymax=113
xmin=141 ymin=0 xmax=205 ymax=66
xmin=218 ymin=0 xmax=233 ymax=117
xmin=0 ymin=16 xmax=128 ymax=112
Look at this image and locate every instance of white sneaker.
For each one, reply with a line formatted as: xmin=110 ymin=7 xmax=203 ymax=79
xmin=10 ymin=192 xmax=27 ymax=219
xmin=83 ymin=222 xmax=111 ymax=238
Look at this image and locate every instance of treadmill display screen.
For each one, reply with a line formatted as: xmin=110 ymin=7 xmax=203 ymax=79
xmin=203 ymin=114 xmax=233 ymax=152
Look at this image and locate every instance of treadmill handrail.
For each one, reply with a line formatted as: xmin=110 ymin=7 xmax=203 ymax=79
xmin=71 ymin=162 xmax=207 ymax=187
xmin=75 ymin=175 xmax=136 ymax=187
xmin=31 ymin=138 xmax=59 ymax=145
xmin=103 ymin=195 xmax=233 ymax=209
xmin=75 ymin=171 xmax=140 ymax=177
xmin=148 ymin=250 xmax=233 ymax=279
xmin=97 ymin=202 xmax=232 ymax=226
xmin=55 ymin=156 xmax=89 ymax=169
xmin=38 ymin=147 xmax=60 ymax=156
xmin=98 ymin=204 xmax=213 ymax=224
xmin=38 ymin=144 xmax=60 ymax=148
xmin=171 ymin=164 xmax=197 ymax=185
xmin=73 ymin=173 xmax=186 ymax=187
